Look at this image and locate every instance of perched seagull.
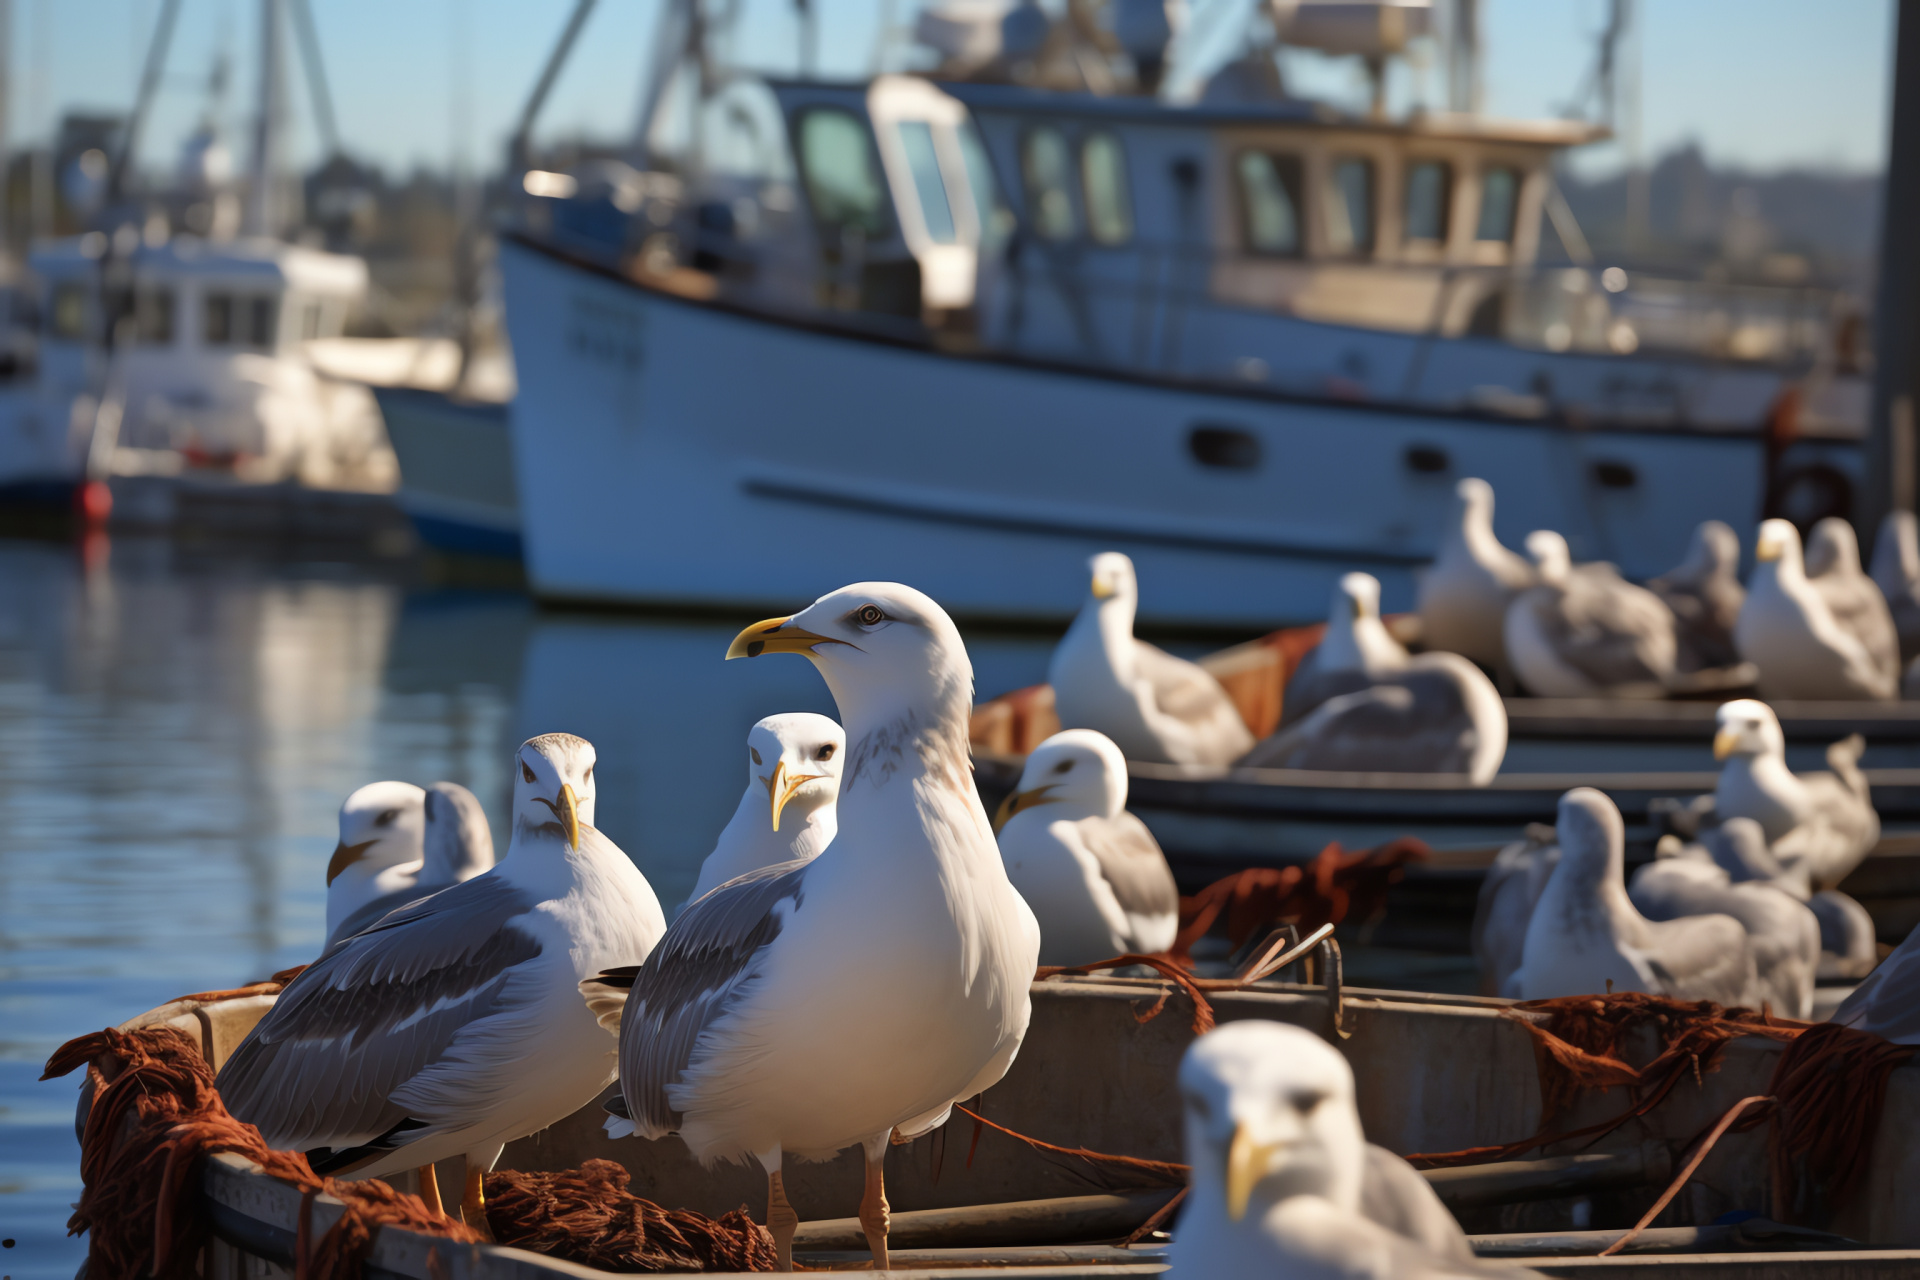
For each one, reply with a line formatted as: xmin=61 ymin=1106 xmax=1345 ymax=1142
xmin=1869 ymin=509 xmax=1920 ymax=664
xmin=1415 ymin=476 xmax=1536 ymax=676
xmin=219 ymin=734 xmax=667 ymax=1231
xmin=1712 ymin=699 xmax=1879 ymax=889
xmin=1649 ymin=520 xmax=1746 ymax=672
xmin=1168 ymin=1021 xmax=1515 ymax=1280
xmin=1830 ymin=924 xmax=1919 ymax=1042
xmin=1049 ymin=552 xmax=1254 ymax=767
xmin=1693 ymin=817 xmax=1878 ymax=984
xmin=325 ymin=782 xmax=497 ymax=948
xmin=1515 ymin=788 xmax=1757 ymax=1006
xmin=1504 ymin=530 xmax=1678 ymax=698
xmin=994 ymin=729 xmax=1179 ymax=964
xmin=1628 ymin=821 xmax=1819 ymax=1019
xmin=684 ymin=713 xmax=844 ymax=911
xmin=1805 ymin=518 xmax=1902 ymax=692
xmin=1735 ymin=519 xmax=1896 ymax=700
xmin=605 ymin=584 xmax=1040 ymax=1272
xmin=324 ymin=781 xmax=427 ymax=943
xmin=1256 ymin=573 xmax=1507 ymax=782
xmin=1470 ymin=824 xmax=1559 ymax=998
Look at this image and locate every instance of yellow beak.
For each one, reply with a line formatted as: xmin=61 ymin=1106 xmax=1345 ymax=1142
xmin=993 ymin=783 xmax=1062 ymax=834
xmin=1091 ymin=577 xmax=1115 ymax=600
xmin=726 ymin=615 xmax=845 ymax=660
xmin=1756 ymin=538 xmax=1783 ymax=563
xmin=325 ymin=839 xmax=376 ymax=886
xmin=763 ymin=760 xmax=825 ymax=832
xmin=538 ymin=782 xmax=582 ymax=849
xmin=1226 ymin=1123 xmax=1279 ymax=1223
xmin=1713 ymin=729 xmax=1740 ymax=761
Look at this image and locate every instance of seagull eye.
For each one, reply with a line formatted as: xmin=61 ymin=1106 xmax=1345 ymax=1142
xmin=750 ymin=747 xmax=763 ymax=765
xmin=521 ymin=761 xmax=536 ymax=784
xmin=1052 ymin=760 xmax=1073 ymax=774
xmin=584 ymin=765 xmax=593 ymax=782
xmin=817 ymin=743 xmax=836 ymax=761
xmin=853 ymin=604 xmax=887 ymax=627
xmin=375 ymin=808 xmax=399 ymax=827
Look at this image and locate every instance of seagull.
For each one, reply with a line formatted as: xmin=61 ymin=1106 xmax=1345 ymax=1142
xmin=1869 ymin=509 xmax=1920 ymax=664
xmin=1470 ymin=824 xmax=1559 ymax=998
xmin=1415 ymin=476 xmax=1536 ymax=676
xmin=1168 ymin=1020 xmax=1516 ymax=1280
xmin=1515 ymin=788 xmax=1757 ymax=1006
xmin=324 ymin=781 xmax=427 ymax=943
xmin=606 ymin=584 xmax=1041 ymax=1272
xmin=1503 ymin=530 xmax=1678 ymax=698
xmin=218 ymin=733 xmax=667 ymax=1231
xmin=1830 ymin=925 xmax=1918 ymax=1042
xmin=683 ymin=713 xmax=844 ymax=911
xmin=1049 ymin=552 xmax=1254 ymax=766
xmin=1649 ymin=520 xmax=1746 ymax=672
xmin=1256 ymin=573 xmax=1506 ymax=782
xmin=1712 ymin=699 xmax=1879 ymax=888
xmin=325 ymin=782 xmax=497 ymax=948
xmin=1694 ymin=817 xmax=1879 ymax=983
xmin=994 ymin=728 xmax=1178 ymax=964
xmin=1805 ymin=517 xmax=1902 ymax=692
xmin=1628 ymin=820 xmax=1819 ymax=1019
xmin=1735 ymin=519 xmax=1896 ymax=700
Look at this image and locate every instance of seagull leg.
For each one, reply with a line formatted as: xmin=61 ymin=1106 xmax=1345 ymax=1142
xmin=859 ymin=1132 xmax=891 ymax=1272
xmin=461 ymin=1164 xmax=494 ymax=1242
xmin=766 ymin=1165 xmax=799 ymax=1271
xmin=416 ymin=1164 xmax=444 ymax=1219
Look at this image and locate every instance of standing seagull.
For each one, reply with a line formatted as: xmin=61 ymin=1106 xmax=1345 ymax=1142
xmin=1416 ymin=476 xmax=1536 ymax=676
xmin=608 ymin=584 xmax=1040 ymax=1271
xmin=1736 ymin=519 xmax=1896 ymax=700
xmin=995 ymin=728 xmax=1179 ymax=964
xmin=1712 ymin=699 xmax=1879 ymax=889
xmin=1805 ymin=518 xmax=1902 ymax=691
xmin=1049 ymin=552 xmax=1254 ymax=766
xmin=1168 ymin=1021 xmax=1517 ymax=1280
xmin=324 ymin=781 xmax=427 ymax=943
xmin=1503 ymin=531 xmax=1678 ymax=698
xmin=326 ymin=781 xmax=497 ymax=947
xmin=1869 ymin=509 xmax=1920 ymax=664
xmin=1649 ymin=520 xmax=1746 ymax=672
xmin=219 ymin=734 xmax=667 ymax=1231
xmin=684 ymin=713 xmax=843 ymax=911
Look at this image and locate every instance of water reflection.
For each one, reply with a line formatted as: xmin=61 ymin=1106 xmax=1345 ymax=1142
xmin=0 ymin=538 xmax=1057 ymax=1278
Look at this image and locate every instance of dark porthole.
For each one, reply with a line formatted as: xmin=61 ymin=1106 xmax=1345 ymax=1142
xmin=1592 ymin=460 xmax=1638 ymax=489
xmin=1405 ymin=444 xmax=1449 ymax=474
xmin=1188 ymin=424 xmax=1262 ymax=470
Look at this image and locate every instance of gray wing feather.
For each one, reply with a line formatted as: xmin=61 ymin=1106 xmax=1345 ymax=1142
xmin=325 ymin=885 xmax=446 ymax=950
xmin=1243 ymin=670 xmax=1476 ymax=773
xmin=1279 ymin=661 xmax=1372 ymax=729
xmin=1641 ymin=913 xmax=1756 ymax=1007
xmin=1360 ymin=1145 xmax=1477 ymax=1264
xmin=618 ymin=859 xmax=808 ymax=1137
xmin=1077 ymin=812 xmax=1178 ymax=922
xmin=216 ymin=873 xmax=541 ymax=1151
xmin=1534 ymin=569 xmax=1675 ymax=689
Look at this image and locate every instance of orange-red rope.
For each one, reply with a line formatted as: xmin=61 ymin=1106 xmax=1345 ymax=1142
xmin=1169 ymin=838 xmax=1429 ymax=964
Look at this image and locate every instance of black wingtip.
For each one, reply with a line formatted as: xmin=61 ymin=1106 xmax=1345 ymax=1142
xmin=603 ymin=1094 xmax=632 ymax=1120
xmin=593 ymin=965 xmax=641 ymax=990
xmin=307 ymin=1116 xmax=430 ymax=1175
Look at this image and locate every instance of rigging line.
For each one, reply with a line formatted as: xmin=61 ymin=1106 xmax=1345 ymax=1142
xmin=288 ymin=0 xmax=341 ymax=157
xmin=107 ymin=0 xmax=185 ymax=203
xmin=511 ymin=0 xmax=600 ymax=171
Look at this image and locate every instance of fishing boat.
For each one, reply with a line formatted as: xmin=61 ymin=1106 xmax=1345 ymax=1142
xmin=373 ymin=386 xmax=522 ymax=559
xmin=89 ymin=972 xmax=1920 ymax=1275
xmin=497 ymin=0 xmax=1864 ymax=624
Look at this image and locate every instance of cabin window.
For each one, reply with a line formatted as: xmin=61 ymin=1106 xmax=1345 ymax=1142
xmin=895 ymin=121 xmax=957 ymax=244
xmin=798 ymin=109 xmax=890 ymax=237
xmin=50 ymin=283 xmax=87 ymax=340
xmin=1404 ymin=160 xmax=1451 ymax=244
xmin=135 ymin=288 xmax=174 ymax=344
xmin=248 ymin=297 xmax=278 ymax=347
xmin=1478 ymin=167 xmax=1520 ymax=242
xmin=204 ymin=293 xmax=232 ymax=344
xmin=1236 ymin=151 xmax=1303 ymax=256
xmin=1080 ymin=132 xmax=1133 ymax=246
xmin=958 ymin=121 xmax=1012 ymax=253
xmin=1326 ymin=156 xmax=1375 ymax=256
xmin=1021 ymin=128 xmax=1078 ymax=241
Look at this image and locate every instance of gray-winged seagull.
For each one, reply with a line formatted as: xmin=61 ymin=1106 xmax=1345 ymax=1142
xmin=325 ymin=781 xmax=497 ymax=947
xmin=683 ymin=712 xmax=843 ymax=912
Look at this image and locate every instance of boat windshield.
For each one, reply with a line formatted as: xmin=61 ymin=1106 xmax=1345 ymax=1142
xmin=799 ymin=108 xmax=891 ymax=237
xmin=896 ymin=120 xmax=957 ymax=244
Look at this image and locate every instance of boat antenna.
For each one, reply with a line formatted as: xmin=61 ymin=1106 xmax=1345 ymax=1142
xmin=106 ymin=0 xmax=185 ymax=207
xmin=242 ymin=0 xmax=289 ymax=236
xmin=288 ymin=0 xmax=342 ymax=159
xmin=1445 ymin=0 xmax=1478 ymax=115
xmin=509 ymin=0 xmax=598 ymax=175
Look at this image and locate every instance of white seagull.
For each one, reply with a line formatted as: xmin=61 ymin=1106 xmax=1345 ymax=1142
xmin=1735 ymin=519 xmax=1896 ymax=700
xmin=325 ymin=781 xmax=497 ymax=947
xmin=1649 ymin=520 xmax=1746 ymax=672
xmin=1712 ymin=699 xmax=1879 ymax=889
xmin=1869 ymin=508 xmax=1920 ymax=664
xmin=324 ymin=781 xmax=427 ymax=943
xmin=683 ymin=712 xmax=844 ymax=911
xmin=219 ymin=734 xmax=667 ymax=1230
xmin=1168 ymin=1020 xmax=1514 ymax=1280
xmin=1049 ymin=552 xmax=1254 ymax=766
xmin=605 ymin=584 xmax=1040 ymax=1271
xmin=1503 ymin=530 xmax=1678 ymax=698
xmin=994 ymin=728 xmax=1179 ymax=964
xmin=1415 ymin=476 xmax=1536 ymax=675
xmin=1515 ymin=788 xmax=1757 ymax=1006
xmin=1470 ymin=823 xmax=1560 ymax=998
xmin=1805 ymin=517 xmax=1902 ymax=690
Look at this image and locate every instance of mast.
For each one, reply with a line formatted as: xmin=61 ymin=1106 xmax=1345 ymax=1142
xmin=1869 ymin=0 xmax=1920 ymax=533
xmin=243 ymin=0 xmax=288 ymax=237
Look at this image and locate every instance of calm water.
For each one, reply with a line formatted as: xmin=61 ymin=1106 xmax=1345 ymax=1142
xmin=0 ymin=535 xmax=1068 ymax=1279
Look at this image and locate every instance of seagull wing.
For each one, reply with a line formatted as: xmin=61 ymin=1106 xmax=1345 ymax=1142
xmin=1360 ymin=1145 xmax=1478 ymax=1265
xmin=1640 ymin=911 xmax=1756 ymax=1007
xmin=618 ymin=858 xmax=809 ymax=1138
xmin=216 ymin=873 xmax=542 ymax=1160
xmin=1831 ymin=930 xmax=1920 ymax=1044
xmin=1076 ymin=811 xmax=1179 ymax=953
xmin=1133 ymin=641 xmax=1255 ymax=758
xmin=324 ymin=885 xmax=448 ymax=950
xmin=1552 ymin=569 xmax=1676 ymax=689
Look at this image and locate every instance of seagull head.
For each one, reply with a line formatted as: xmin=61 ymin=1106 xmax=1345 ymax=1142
xmin=1714 ymin=698 xmax=1785 ymax=763
xmin=1556 ymin=786 xmax=1625 ymax=878
xmin=515 ymin=733 xmax=597 ymax=849
xmin=1087 ymin=551 xmax=1138 ymax=607
xmin=1336 ymin=572 xmax=1381 ymax=622
xmin=747 ymin=712 xmax=845 ymax=832
xmin=1525 ymin=529 xmax=1572 ymax=588
xmin=1691 ymin=520 xmax=1741 ymax=580
xmin=1179 ymin=1021 xmax=1366 ymax=1224
xmin=1754 ymin=519 xmax=1804 ymax=574
xmin=422 ymin=781 xmax=496 ymax=883
xmin=726 ymin=583 xmax=973 ymax=734
xmin=1805 ymin=516 xmax=1861 ymax=578
xmin=329 ymin=781 xmax=426 ymax=886
xmin=996 ymin=728 xmax=1127 ymax=830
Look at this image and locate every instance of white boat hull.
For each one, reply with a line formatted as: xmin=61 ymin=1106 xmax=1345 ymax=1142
xmin=500 ymin=238 xmax=1843 ymax=627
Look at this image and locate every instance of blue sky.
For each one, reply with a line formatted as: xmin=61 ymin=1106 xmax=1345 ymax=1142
xmin=18 ymin=0 xmax=1895 ymax=181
